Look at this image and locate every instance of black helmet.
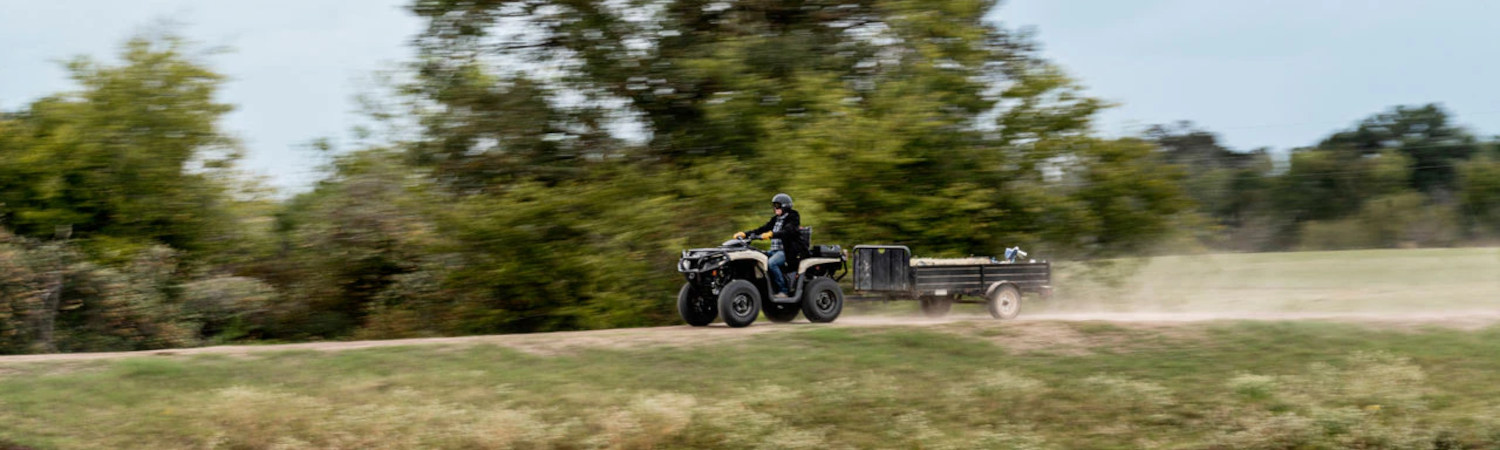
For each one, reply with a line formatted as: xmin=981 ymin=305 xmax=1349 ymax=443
xmin=771 ymin=193 xmax=793 ymax=210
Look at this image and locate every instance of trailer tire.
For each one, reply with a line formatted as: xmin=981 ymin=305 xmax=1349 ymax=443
xmin=986 ymin=284 xmax=1022 ymax=320
xmin=801 ymin=278 xmax=844 ymax=323
xmin=678 ymin=283 xmax=716 ymax=326
xmin=764 ymin=302 xmax=800 ymax=323
xmin=718 ymin=280 xmax=761 ymax=328
xmin=919 ymin=295 xmax=952 ymax=318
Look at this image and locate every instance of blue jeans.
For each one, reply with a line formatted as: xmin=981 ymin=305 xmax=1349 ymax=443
xmin=766 ymin=250 xmax=788 ymax=294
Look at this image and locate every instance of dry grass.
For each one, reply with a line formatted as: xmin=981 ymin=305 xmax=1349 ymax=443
xmin=5 ymin=321 xmax=1500 ymax=449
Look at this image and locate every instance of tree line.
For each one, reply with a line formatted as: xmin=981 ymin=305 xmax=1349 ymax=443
xmin=2 ymin=1 xmax=1498 ymax=353
xmin=1151 ymin=105 xmax=1500 ymax=252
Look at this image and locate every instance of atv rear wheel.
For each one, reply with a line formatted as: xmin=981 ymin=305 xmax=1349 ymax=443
xmin=801 ymin=278 xmax=844 ymax=323
xmin=678 ymin=283 xmax=716 ymax=326
xmin=764 ymin=301 xmax=800 ymax=323
xmin=718 ymin=280 xmax=761 ymax=328
xmin=919 ymin=295 xmax=952 ymax=318
xmin=987 ymin=284 xmax=1022 ymax=320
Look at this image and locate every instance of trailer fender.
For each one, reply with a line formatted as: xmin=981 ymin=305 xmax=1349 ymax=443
xmin=984 ymin=281 xmax=1017 ymax=299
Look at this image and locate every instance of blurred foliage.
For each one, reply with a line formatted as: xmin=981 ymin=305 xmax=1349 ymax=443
xmin=3 ymin=4 xmax=1500 ymax=352
xmin=0 ymin=228 xmax=196 ymax=353
xmin=1299 ymin=192 xmax=1460 ymax=250
xmin=0 ymin=36 xmax=249 ymax=259
xmin=1458 ymin=155 xmax=1500 ymax=237
xmin=1318 ymin=104 xmax=1478 ymax=193
xmin=179 ymin=276 xmax=279 ymax=343
xmin=1150 ymin=104 xmax=1498 ymax=252
xmin=404 ymin=0 xmax=1183 ymax=258
xmin=0 ymin=35 xmax=275 ymax=353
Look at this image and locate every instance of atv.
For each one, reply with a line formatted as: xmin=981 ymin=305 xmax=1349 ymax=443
xmin=676 ymin=228 xmax=847 ymax=327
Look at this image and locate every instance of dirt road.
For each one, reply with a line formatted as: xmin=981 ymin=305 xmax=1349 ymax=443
xmin=2 ymin=310 xmax=1496 ymax=364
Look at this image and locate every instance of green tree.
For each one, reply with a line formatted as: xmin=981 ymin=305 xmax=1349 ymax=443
xmin=0 ymin=35 xmax=241 ymax=258
xmin=1458 ymin=155 xmax=1500 ymax=237
xmin=0 ymin=33 xmax=286 ymax=352
xmin=267 ymin=150 xmax=443 ymax=337
xmin=1319 ymin=104 xmax=1477 ymax=193
xmin=1274 ymin=149 xmax=1411 ymax=221
xmin=1144 ymin=122 xmax=1273 ymax=250
xmin=406 ymin=0 xmax=1184 ymax=259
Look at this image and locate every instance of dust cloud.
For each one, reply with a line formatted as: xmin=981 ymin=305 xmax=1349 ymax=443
xmin=846 ymin=248 xmax=1500 ymax=327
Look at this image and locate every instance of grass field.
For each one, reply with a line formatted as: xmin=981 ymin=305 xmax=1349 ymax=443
xmin=3 ymin=248 xmax=1500 ymax=449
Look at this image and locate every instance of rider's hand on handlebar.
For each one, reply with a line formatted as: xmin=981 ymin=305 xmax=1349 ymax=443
xmin=760 ymin=232 xmax=774 ymax=240
xmin=734 ymin=231 xmax=747 ymax=239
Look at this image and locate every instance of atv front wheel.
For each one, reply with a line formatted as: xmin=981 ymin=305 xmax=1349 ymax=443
xmin=678 ymin=283 xmax=716 ymax=326
xmin=718 ymin=280 xmax=761 ymax=328
xmin=801 ymin=278 xmax=844 ymax=323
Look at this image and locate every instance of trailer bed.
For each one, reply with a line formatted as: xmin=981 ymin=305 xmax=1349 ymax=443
xmin=852 ymin=245 xmax=1051 ymax=298
xmin=912 ymin=262 xmax=1050 ymax=297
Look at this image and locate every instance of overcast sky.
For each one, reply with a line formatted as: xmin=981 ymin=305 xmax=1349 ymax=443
xmin=995 ymin=0 xmax=1500 ymax=150
xmin=0 ymin=0 xmax=420 ymax=192
xmin=3 ymin=1 xmax=1498 ymax=193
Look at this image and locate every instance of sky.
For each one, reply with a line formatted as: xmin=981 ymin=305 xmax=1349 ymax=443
xmin=3 ymin=1 xmax=1498 ymax=193
xmin=993 ymin=0 xmax=1500 ymax=151
xmin=0 ymin=0 xmax=421 ymax=192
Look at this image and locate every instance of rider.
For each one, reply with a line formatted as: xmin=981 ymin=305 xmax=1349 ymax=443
xmin=735 ymin=193 xmax=807 ymax=299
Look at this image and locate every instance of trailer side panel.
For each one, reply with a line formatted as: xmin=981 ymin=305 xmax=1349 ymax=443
xmin=913 ymin=262 xmax=1050 ymax=296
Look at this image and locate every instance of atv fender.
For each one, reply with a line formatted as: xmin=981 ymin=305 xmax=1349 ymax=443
xmin=797 ymin=257 xmax=842 ymax=274
xmin=726 ymin=251 xmax=768 ymax=272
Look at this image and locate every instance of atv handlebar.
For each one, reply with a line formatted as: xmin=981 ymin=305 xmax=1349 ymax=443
xmin=721 ymin=236 xmax=758 ymax=247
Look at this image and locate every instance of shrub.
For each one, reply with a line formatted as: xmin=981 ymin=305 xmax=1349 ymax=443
xmin=180 ymin=276 xmax=280 ymax=342
xmin=1300 ymin=192 xmax=1460 ymax=250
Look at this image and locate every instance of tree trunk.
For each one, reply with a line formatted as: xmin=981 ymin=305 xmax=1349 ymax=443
xmin=32 ymin=270 xmax=63 ymax=353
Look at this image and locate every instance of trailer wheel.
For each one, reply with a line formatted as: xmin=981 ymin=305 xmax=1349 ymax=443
xmin=987 ymin=284 xmax=1022 ymax=320
xmin=764 ymin=302 xmax=800 ymax=323
xmin=678 ymin=283 xmax=716 ymax=326
xmin=718 ymin=280 xmax=761 ymax=328
xmin=919 ymin=295 xmax=952 ymax=318
xmin=801 ymin=278 xmax=844 ymax=323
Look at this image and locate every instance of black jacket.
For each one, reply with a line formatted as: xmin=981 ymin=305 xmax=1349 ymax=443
xmin=745 ymin=208 xmax=809 ymax=268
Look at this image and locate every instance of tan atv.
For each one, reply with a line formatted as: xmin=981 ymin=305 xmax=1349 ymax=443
xmin=675 ymin=229 xmax=846 ymax=327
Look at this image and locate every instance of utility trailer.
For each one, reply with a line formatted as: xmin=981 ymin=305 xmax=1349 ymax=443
xmin=851 ymin=245 xmax=1052 ymax=319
